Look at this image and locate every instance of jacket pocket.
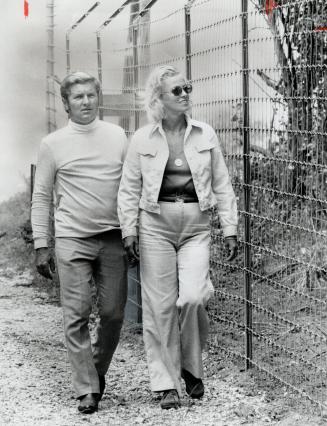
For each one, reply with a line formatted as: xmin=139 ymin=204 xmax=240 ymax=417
xmin=138 ymin=144 xmax=158 ymax=170
xmin=195 ymin=139 xmax=216 ymax=153
xmin=137 ymin=144 xmax=157 ymax=157
xmin=194 ymin=139 xmax=215 ymax=176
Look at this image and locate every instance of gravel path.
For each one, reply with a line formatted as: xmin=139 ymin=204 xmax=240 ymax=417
xmin=0 ymin=266 xmax=324 ymax=425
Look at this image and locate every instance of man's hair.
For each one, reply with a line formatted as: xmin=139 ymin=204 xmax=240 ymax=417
xmin=144 ymin=65 xmax=183 ymax=123
xmin=60 ymin=72 xmax=101 ymax=101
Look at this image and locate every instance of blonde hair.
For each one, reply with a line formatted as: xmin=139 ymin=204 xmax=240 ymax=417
xmin=60 ymin=71 xmax=101 ymax=101
xmin=144 ymin=65 xmax=182 ymax=123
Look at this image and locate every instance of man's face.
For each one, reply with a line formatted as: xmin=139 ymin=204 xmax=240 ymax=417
xmin=64 ymin=82 xmax=99 ymax=125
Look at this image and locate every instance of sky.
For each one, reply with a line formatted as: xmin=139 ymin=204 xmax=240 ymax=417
xmin=0 ymin=0 xmax=272 ymax=203
xmin=1 ymin=0 xmax=185 ymax=202
xmin=0 ymin=0 xmax=124 ymax=202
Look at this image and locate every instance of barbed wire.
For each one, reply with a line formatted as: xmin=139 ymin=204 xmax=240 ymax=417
xmin=53 ymin=0 xmax=327 ymax=410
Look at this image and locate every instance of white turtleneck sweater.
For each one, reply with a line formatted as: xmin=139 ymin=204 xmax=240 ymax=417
xmin=31 ymin=118 xmax=128 ymax=249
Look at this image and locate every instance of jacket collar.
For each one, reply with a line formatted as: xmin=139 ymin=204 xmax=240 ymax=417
xmin=149 ymin=114 xmax=203 ymax=138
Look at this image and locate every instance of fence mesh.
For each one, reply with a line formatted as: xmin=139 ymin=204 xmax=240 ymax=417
xmin=53 ymin=0 xmax=327 ymax=410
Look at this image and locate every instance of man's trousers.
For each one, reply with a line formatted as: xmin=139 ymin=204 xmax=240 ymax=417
xmin=55 ymin=230 xmax=127 ymax=398
xmin=139 ymin=202 xmax=214 ymax=396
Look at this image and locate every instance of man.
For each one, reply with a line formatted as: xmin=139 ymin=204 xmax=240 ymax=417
xmin=31 ymin=72 xmax=128 ymax=414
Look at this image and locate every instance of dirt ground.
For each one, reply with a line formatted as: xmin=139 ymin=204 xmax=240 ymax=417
xmin=0 ymin=265 xmax=325 ymax=426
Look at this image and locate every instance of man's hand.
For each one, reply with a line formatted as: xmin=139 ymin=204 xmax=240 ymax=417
xmin=225 ymin=236 xmax=238 ymax=261
xmin=123 ymin=236 xmax=139 ymax=267
xmin=35 ymin=247 xmax=55 ymax=279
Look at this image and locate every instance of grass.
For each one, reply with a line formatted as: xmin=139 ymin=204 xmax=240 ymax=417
xmin=0 ymin=190 xmax=34 ymax=271
xmin=208 ymin=204 xmax=327 ymax=413
xmin=0 ymin=189 xmax=60 ymax=302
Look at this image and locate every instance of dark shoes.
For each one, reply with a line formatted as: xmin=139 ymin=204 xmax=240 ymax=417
xmin=98 ymin=375 xmax=106 ymax=400
xmin=181 ymin=369 xmax=204 ymax=399
xmin=159 ymin=370 xmax=204 ymax=409
xmin=78 ymin=375 xmax=105 ymax=413
xmin=78 ymin=393 xmax=98 ymax=414
xmin=160 ymin=389 xmax=181 ymax=409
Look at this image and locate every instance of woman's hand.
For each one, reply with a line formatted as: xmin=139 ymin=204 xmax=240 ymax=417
xmin=123 ymin=236 xmax=140 ymax=266
xmin=225 ymin=236 xmax=238 ymax=261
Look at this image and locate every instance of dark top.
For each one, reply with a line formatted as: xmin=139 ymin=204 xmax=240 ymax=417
xmin=158 ymin=150 xmax=198 ymax=202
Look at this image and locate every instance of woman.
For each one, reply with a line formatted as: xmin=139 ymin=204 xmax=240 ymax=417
xmin=118 ymin=65 xmax=238 ymax=409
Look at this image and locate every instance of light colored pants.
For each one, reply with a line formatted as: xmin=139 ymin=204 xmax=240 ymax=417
xmin=55 ymin=230 xmax=127 ymax=398
xmin=139 ymin=202 xmax=214 ymax=395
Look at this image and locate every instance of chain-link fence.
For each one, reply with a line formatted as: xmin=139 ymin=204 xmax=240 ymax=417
xmin=53 ymin=0 xmax=327 ymax=410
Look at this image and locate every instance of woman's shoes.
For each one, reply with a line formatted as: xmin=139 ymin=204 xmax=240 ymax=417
xmin=160 ymin=389 xmax=181 ymax=409
xmin=159 ymin=370 xmax=204 ymax=409
xmin=181 ymin=369 xmax=204 ymax=399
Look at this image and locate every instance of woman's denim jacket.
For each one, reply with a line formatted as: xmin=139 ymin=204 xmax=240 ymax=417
xmin=118 ymin=116 xmax=238 ymax=239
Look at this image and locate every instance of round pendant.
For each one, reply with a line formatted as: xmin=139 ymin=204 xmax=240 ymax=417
xmin=175 ymin=158 xmax=183 ymax=167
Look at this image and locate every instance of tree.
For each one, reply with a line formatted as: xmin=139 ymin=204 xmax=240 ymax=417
xmin=254 ymin=0 xmax=326 ymax=214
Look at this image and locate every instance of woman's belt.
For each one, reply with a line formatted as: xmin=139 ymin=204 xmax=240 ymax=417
xmin=158 ymin=194 xmax=198 ymax=203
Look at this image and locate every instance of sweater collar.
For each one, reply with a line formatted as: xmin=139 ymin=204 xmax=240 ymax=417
xmin=68 ymin=117 xmax=99 ymax=132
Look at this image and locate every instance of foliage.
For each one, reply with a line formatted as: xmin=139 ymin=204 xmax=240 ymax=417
xmin=215 ymin=1 xmax=327 ymax=407
xmin=0 ymin=190 xmax=35 ymax=273
xmin=255 ymin=0 xmax=327 ymax=204
xmin=0 ymin=191 xmax=31 ymax=236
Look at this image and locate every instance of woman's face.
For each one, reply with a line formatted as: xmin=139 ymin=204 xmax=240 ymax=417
xmin=160 ymin=74 xmax=191 ymax=117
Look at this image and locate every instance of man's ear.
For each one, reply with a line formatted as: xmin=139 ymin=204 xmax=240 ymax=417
xmin=62 ymin=97 xmax=70 ymax=113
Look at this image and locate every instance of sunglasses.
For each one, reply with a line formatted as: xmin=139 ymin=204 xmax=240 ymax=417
xmin=163 ymin=83 xmax=193 ymax=97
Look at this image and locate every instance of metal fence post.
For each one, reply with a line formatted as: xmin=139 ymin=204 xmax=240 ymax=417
xmin=242 ymin=0 xmax=252 ymax=370
xmin=96 ymin=32 xmax=104 ymax=120
xmin=132 ymin=24 xmax=139 ymax=130
xmin=65 ymin=34 xmax=70 ymax=74
xmin=132 ymin=22 xmax=142 ymax=324
xmin=184 ymin=3 xmax=192 ymax=81
xmin=46 ymin=0 xmax=56 ymax=134
xmin=65 ymin=2 xmax=100 ymax=76
xmin=95 ymin=0 xmax=134 ymax=123
xmin=184 ymin=0 xmax=196 ymax=81
xmin=30 ymin=164 xmax=36 ymax=204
